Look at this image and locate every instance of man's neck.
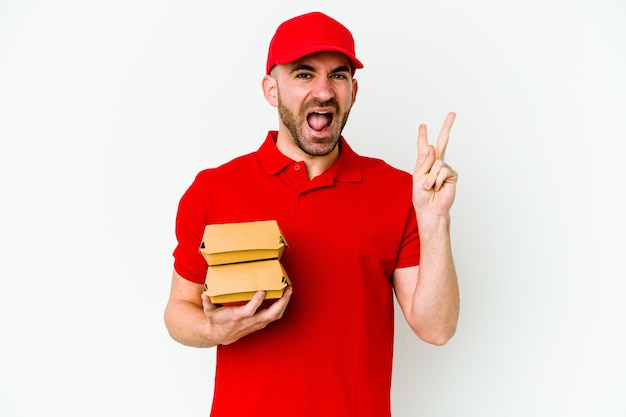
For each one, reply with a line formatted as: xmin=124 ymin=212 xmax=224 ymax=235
xmin=275 ymin=131 xmax=339 ymax=180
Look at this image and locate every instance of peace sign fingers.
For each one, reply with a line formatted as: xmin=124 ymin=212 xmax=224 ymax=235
xmin=413 ymin=112 xmax=458 ymax=216
xmin=415 ymin=112 xmax=456 ymax=177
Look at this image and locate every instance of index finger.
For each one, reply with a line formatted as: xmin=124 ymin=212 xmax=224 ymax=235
xmin=435 ymin=112 xmax=456 ymax=161
xmin=417 ymin=123 xmax=429 ymax=158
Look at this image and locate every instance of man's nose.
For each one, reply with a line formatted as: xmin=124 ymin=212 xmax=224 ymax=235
xmin=311 ymin=77 xmax=334 ymax=101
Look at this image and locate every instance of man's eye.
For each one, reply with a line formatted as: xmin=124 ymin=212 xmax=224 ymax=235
xmin=296 ymin=73 xmax=312 ymax=79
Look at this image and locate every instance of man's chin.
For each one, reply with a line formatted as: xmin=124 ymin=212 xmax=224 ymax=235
xmin=300 ymin=140 xmax=338 ymax=157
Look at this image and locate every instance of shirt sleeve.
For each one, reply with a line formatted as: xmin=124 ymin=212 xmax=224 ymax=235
xmin=172 ymin=173 xmax=210 ymax=284
xmin=394 ymin=198 xmax=421 ymax=269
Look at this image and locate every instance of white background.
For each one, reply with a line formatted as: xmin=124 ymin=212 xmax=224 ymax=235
xmin=1 ymin=1 xmax=625 ymax=416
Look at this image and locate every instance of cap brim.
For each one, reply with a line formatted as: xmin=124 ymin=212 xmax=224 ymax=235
xmin=273 ymin=44 xmax=364 ymax=70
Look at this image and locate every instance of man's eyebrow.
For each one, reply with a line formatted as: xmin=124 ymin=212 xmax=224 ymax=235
xmin=331 ymin=65 xmax=351 ymax=74
xmin=289 ymin=64 xmax=352 ymax=74
xmin=290 ymin=64 xmax=315 ymax=73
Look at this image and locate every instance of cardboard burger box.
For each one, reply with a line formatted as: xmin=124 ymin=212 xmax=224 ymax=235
xmin=200 ymin=220 xmax=290 ymax=304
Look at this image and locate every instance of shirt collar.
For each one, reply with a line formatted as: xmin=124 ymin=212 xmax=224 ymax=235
xmin=256 ymin=131 xmax=362 ymax=183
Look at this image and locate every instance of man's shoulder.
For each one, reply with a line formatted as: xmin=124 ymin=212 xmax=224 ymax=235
xmin=340 ymin=138 xmax=411 ymax=182
xmin=358 ymin=154 xmax=411 ymax=180
xmin=195 ymin=150 xmax=260 ymax=180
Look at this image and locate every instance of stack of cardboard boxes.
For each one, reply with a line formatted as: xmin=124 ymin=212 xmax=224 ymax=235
xmin=200 ymin=220 xmax=290 ymax=305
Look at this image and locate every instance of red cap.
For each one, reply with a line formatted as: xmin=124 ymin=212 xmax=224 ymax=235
xmin=266 ymin=12 xmax=364 ymax=74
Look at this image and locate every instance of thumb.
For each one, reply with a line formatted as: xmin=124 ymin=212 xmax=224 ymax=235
xmin=202 ymin=293 xmax=217 ymax=316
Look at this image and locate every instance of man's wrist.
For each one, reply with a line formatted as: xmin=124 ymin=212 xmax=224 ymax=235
xmin=416 ymin=212 xmax=451 ymax=240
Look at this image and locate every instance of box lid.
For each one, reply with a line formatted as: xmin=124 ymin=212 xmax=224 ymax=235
xmin=199 ymin=220 xmax=288 ymax=266
xmin=203 ymin=259 xmax=291 ymax=302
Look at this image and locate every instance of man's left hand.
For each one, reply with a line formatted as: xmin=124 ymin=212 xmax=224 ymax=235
xmin=412 ymin=112 xmax=458 ymax=217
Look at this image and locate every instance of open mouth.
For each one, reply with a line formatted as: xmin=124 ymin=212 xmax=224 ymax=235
xmin=306 ymin=111 xmax=334 ymax=132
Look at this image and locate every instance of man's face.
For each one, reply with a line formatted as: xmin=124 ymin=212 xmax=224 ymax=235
xmin=271 ymin=51 xmax=358 ymax=157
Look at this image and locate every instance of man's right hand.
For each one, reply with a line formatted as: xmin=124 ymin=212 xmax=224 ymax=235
xmin=200 ymin=287 xmax=293 ymax=345
xmin=164 ymin=270 xmax=293 ymax=348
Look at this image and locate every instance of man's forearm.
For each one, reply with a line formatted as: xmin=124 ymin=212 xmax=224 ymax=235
xmin=411 ymin=213 xmax=460 ymax=345
xmin=164 ymin=299 xmax=219 ymax=348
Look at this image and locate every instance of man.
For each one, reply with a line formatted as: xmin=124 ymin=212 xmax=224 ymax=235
xmin=164 ymin=11 xmax=459 ymax=417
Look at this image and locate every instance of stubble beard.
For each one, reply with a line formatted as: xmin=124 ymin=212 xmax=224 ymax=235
xmin=277 ymin=91 xmax=351 ymax=157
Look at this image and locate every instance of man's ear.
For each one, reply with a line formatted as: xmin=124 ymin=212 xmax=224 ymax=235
xmin=262 ymin=74 xmax=278 ymax=107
